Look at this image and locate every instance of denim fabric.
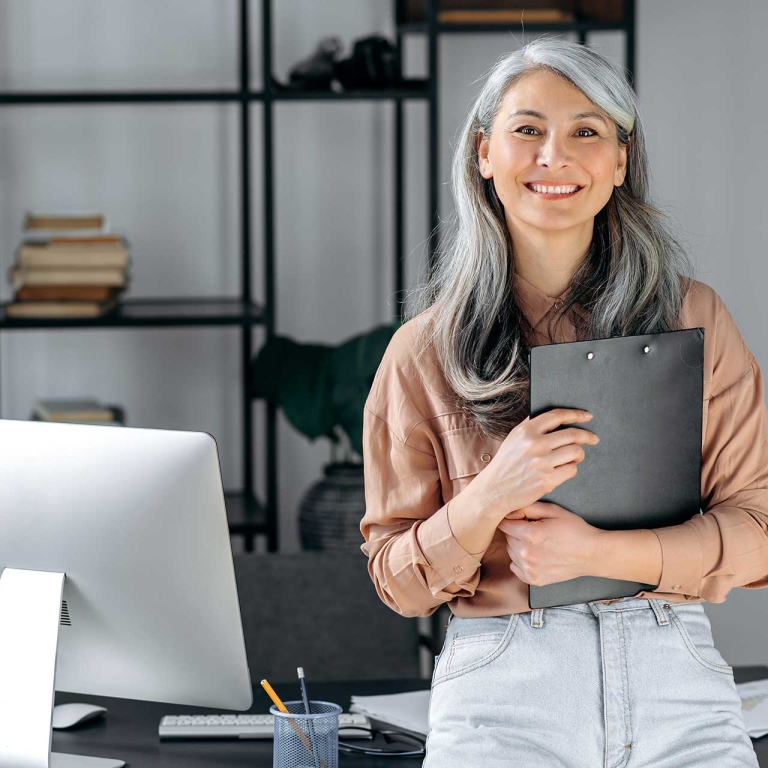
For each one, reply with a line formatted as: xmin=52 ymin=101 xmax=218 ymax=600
xmin=424 ymin=597 xmax=758 ymax=767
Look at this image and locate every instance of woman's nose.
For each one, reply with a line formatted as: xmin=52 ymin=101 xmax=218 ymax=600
xmin=536 ymin=133 xmax=571 ymax=168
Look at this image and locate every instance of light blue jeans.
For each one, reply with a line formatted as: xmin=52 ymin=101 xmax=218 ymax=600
xmin=424 ymin=597 xmax=759 ymax=767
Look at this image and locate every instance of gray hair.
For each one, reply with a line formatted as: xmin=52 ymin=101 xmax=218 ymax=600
xmin=405 ymin=37 xmax=697 ymax=440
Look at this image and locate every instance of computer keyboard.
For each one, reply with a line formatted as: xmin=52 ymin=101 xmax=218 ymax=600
xmin=159 ymin=712 xmax=372 ymax=740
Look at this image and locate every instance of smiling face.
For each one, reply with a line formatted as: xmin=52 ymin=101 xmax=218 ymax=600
xmin=477 ymin=68 xmax=628 ymax=235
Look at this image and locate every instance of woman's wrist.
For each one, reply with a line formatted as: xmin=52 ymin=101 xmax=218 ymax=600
xmin=447 ymin=474 xmax=503 ymax=555
xmin=470 ymin=470 xmax=516 ymax=524
xmin=588 ymin=528 xmax=662 ymax=585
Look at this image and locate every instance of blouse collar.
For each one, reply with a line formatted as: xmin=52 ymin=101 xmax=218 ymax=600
xmin=513 ymin=271 xmax=590 ymax=330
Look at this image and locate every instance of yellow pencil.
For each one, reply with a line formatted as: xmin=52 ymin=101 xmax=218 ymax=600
xmin=261 ymin=679 xmax=290 ymax=713
xmin=260 ymin=679 xmax=326 ymax=768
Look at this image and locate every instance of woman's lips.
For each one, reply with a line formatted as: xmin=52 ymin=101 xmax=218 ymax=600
xmin=524 ymin=183 xmax=583 ymax=200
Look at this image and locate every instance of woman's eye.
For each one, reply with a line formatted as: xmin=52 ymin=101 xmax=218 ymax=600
xmin=515 ymin=127 xmax=599 ymax=137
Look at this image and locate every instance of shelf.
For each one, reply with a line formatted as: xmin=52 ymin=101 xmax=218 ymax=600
xmin=398 ymin=20 xmax=627 ymax=33
xmin=0 ymin=90 xmax=252 ymax=105
xmin=225 ymin=491 xmax=269 ymax=552
xmin=0 ymin=298 xmax=266 ymax=329
xmin=225 ymin=491 xmax=269 ymax=536
xmin=0 ymin=84 xmax=430 ymax=106
xmin=269 ymin=81 xmax=430 ymax=101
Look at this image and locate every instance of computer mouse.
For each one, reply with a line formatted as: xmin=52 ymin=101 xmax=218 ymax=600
xmin=52 ymin=702 xmax=108 ymax=729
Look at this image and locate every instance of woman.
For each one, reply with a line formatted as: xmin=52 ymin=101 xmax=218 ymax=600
xmin=360 ymin=38 xmax=767 ymax=767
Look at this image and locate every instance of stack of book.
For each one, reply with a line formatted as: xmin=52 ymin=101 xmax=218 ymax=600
xmin=4 ymin=212 xmax=130 ymax=319
xmin=403 ymin=0 xmax=582 ymax=24
xmin=31 ymin=398 xmax=125 ymax=426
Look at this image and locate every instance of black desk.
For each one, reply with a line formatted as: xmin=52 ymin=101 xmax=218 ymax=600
xmin=54 ymin=679 xmax=431 ymax=768
xmin=54 ymin=669 xmax=768 ymax=767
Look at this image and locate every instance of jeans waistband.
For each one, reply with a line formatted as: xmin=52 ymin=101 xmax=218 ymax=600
xmin=529 ymin=596 xmax=671 ymax=627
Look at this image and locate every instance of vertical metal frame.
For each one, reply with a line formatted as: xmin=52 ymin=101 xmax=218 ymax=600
xmin=261 ymin=0 xmax=278 ymax=551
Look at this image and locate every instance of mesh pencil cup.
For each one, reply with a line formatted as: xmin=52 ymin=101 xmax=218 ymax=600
xmin=271 ymin=700 xmax=342 ymax=768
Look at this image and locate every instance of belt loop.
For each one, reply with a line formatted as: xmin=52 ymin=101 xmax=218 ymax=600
xmin=649 ymin=598 xmax=669 ymax=626
xmin=531 ymin=607 xmax=544 ymax=628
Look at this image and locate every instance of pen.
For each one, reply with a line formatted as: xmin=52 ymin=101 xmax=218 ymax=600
xmin=260 ymin=679 xmax=326 ymax=768
xmin=298 ymin=667 xmax=322 ymax=768
xmin=297 ymin=666 xmax=312 ymax=715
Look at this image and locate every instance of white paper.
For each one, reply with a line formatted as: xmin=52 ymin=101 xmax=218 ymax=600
xmin=349 ymin=690 xmax=430 ymax=736
xmin=736 ymin=678 xmax=768 ymax=739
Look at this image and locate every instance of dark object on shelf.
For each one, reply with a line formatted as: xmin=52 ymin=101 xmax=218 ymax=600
xmin=397 ymin=77 xmax=431 ymax=91
xmin=249 ymin=322 xmax=399 ymax=457
xmin=273 ymin=34 xmax=404 ymax=93
xmin=274 ymin=36 xmax=344 ymax=92
xmin=298 ymin=462 xmax=366 ymax=551
xmin=334 ymin=35 xmax=403 ymax=90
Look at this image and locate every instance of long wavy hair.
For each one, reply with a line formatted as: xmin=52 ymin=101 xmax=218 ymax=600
xmin=405 ymin=37 xmax=697 ymax=440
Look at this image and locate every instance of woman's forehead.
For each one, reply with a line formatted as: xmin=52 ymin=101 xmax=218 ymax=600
xmin=501 ymin=70 xmax=597 ymax=113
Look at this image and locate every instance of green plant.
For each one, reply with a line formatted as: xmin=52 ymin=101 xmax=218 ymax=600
xmin=249 ymin=321 xmax=401 ymax=459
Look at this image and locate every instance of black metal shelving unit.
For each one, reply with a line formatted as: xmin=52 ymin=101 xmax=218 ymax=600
xmin=0 ymin=0 xmax=635 ymax=556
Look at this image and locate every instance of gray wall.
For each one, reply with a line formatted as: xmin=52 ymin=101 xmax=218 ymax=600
xmin=636 ymin=0 xmax=768 ymax=666
xmin=0 ymin=1 xmax=765 ymax=665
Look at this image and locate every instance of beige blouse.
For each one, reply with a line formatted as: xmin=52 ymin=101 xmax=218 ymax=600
xmin=360 ymin=275 xmax=768 ymax=618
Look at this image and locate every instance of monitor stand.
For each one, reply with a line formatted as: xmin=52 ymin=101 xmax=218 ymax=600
xmin=0 ymin=568 xmax=124 ymax=768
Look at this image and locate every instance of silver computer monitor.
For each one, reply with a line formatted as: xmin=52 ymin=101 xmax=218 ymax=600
xmin=0 ymin=418 xmax=253 ymax=768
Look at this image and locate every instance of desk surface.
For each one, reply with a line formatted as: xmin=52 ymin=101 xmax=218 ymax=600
xmin=55 ymin=678 xmax=431 ymax=768
xmin=54 ymin=669 xmax=768 ymax=767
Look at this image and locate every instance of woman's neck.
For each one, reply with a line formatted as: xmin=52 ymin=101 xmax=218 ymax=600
xmin=509 ymin=219 xmax=594 ymax=298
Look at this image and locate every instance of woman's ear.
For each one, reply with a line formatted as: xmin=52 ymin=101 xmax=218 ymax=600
xmin=477 ymin=131 xmax=492 ymax=179
xmin=615 ymin=139 xmax=629 ymax=187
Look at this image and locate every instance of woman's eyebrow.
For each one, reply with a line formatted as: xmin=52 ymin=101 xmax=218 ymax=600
xmin=507 ymin=109 xmax=608 ymax=125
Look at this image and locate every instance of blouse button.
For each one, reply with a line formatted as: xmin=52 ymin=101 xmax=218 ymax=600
xmin=672 ymin=584 xmax=681 ymax=590
xmin=454 ymin=565 xmax=464 ymax=574
xmin=481 ymin=453 xmax=491 ymax=463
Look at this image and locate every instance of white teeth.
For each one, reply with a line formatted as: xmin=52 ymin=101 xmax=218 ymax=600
xmin=529 ymin=184 xmax=579 ymax=194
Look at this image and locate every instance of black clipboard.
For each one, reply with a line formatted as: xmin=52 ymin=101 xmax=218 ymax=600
xmin=527 ymin=328 xmax=704 ymax=609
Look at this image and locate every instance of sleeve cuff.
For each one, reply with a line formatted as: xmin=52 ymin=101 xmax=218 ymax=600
xmin=650 ymin=522 xmax=703 ymax=596
xmin=416 ymin=503 xmax=484 ymax=590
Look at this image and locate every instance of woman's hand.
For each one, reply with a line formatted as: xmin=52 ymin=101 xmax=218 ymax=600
xmin=476 ymin=407 xmax=600 ymax=521
xmin=498 ymin=501 xmax=605 ymax=585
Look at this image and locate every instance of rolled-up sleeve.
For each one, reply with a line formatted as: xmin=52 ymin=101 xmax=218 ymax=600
xmin=360 ymin=406 xmax=484 ymax=618
xmin=651 ymin=353 xmax=768 ymax=602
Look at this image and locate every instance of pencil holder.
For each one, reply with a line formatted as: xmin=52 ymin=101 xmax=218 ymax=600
xmin=271 ymin=700 xmax=342 ymax=768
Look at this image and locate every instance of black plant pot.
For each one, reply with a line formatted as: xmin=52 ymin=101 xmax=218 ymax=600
xmin=298 ymin=462 xmax=366 ymax=551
